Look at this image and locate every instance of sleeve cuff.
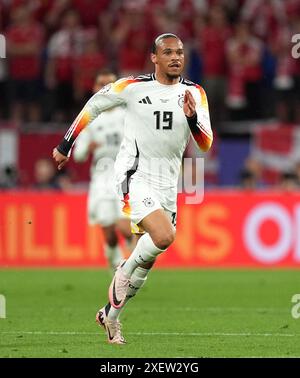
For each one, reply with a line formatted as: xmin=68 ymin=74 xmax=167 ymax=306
xmin=185 ymin=112 xmax=198 ymax=128
xmin=56 ymin=139 xmax=73 ymax=157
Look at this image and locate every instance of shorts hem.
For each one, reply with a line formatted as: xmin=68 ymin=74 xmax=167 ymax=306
xmin=131 ymin=205 xmax=163 ymax=227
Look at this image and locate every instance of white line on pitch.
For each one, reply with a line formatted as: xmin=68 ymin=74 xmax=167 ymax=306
xmin=153 ymin=307 xmax=289 ymax=313
xmin=0 ymin=331 xmax=299 ymax=337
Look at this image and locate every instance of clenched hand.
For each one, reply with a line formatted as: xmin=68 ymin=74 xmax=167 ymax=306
xmin=52 ymin=148 xmax=69 ymax=170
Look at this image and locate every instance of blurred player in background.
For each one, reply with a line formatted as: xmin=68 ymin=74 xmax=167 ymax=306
xmin=73 ymin=70 xmax=132 ymax=271
xmin=53 ymin=34 xmax=213 ymax=345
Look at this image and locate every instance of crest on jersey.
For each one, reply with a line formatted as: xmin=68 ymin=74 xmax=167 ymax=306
xmin=143 ymin=197 xmax=155 ymax=207
xmin=99 ymin=83 xmax=112 ymax=94
xmin=178 ymin=94 xmax=184 ymax=108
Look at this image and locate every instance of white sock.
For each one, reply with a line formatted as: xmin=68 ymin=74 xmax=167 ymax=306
xmin=107 ymin=266 xmax=149 ymax=321
xmin=122 ymin=233 xmax=165 ymax=277
xmin=104 ymin=244 xmax=122 ymax=270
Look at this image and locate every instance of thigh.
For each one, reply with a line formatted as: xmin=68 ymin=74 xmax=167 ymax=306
xmin=139 ymin=209 xmax=174 ymax=238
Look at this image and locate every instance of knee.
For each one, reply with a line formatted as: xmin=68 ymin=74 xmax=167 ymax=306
xmin=152 ymin=230 xmax=175 ymax=250
xmin=104 ymin=229 xmax=118 ymax=247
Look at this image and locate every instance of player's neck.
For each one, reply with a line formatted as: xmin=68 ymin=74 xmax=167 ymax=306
xmin=155 ymin=71 xmax=180 ymax=85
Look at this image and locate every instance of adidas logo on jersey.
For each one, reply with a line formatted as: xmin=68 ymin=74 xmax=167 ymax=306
xmin=139 ymin=96 xmax=152 ymax=104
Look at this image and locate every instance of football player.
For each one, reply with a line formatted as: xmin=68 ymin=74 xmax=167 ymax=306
xmin=53 ymin=34 xmax=213 ymax=344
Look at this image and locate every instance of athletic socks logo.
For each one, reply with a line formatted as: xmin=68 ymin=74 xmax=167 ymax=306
xmin=107 ymin=326 xmax=114 ymax=341
xmin=137 ymin=254 xmax=147 ymax=263
xmin=112 ymin=280 xmax=122 ymax=307
xmin=139 ymin=96 xmax=152 ymax=104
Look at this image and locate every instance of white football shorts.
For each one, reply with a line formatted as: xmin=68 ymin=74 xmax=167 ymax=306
xmin=117 ymin=175 xmax=177 ymax=234
xmin=87 ymin=185 xmax=125 ymax=227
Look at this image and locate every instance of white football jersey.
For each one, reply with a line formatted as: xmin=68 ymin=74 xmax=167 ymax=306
xmin=61 ymin=74 xmax=213 ymax=193
xmin=73 ymin=106 xmax=125 ymax=191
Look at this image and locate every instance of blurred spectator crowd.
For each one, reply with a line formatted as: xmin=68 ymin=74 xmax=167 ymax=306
xmin=0 ymin=156 xmax=72 ymax=190
xmin=239 ymin=156 xmax=300 ymax=191
xmin=1 ymin=0 xmax=300 ymax=192
xmin=0 ymin=0 xmax=299 ymax=129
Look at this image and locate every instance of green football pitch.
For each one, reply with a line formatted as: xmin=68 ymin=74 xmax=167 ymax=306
xmin=0 ymin=269 xmax=299 ymax=358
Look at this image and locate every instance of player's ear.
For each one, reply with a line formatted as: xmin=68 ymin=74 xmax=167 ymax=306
xmin=151 ymin=53 xmax=157 ymax=64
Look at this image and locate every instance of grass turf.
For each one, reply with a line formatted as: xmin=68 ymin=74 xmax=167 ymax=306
xmin=0 ymin=269 xmax=299 ymax=358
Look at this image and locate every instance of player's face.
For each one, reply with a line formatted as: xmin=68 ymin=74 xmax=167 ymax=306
xmin=151 ymin=38 xmax=184 ymax=79
xmin=93 ymin=74 xmax=116 ymax=93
